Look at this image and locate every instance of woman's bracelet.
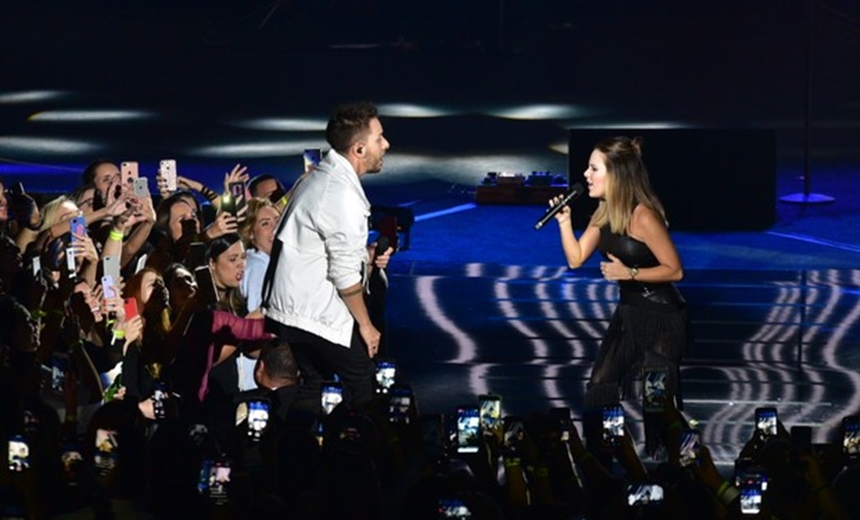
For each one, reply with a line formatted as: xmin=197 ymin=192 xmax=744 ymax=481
xmin=200 ymin=186 xmax=219 ymax=202
xmin=108 ymin=229 xmax=124 ymax=242
xmin=715 ymin=481 xmax=739 ymax=505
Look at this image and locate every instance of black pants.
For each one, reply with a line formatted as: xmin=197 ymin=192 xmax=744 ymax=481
xmin=264 ymin=319 xmax=375 ymax=410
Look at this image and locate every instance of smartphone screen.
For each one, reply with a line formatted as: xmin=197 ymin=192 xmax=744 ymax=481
xmin=94 ymin=428 xmax=119 ymax=475
xmin=679 ymin=428 xmax=701 ymax=467
xmin=159 ymin=159 xmax=177 ymax=192
xmin=550 ymin=407 xmax=573 ymax=441
xmin=31 ymin=255 xmax=42 ymax=277
xmin=50 ymin=352 xmax=69 ymax=394
xmin=303 ymin=148 xmax=322 ymax=173
xmin=388 ymin=384 xmax=413 ymax=425
xmin=321 ymin=381 xmax=343 ymax=415
xmin=739 ymin=472 xmax=764 ymax=514
xmin=503 ymin=416 xmax=525 ymax=455
xmin=438 ymin=497 xmax=472 ymax=519
xmin=65 ymin=245 xmax=77 ymax=277
xmin=247 ymin=398 xmax=270 ymax=441
xmin=843 ymin=416 xmax=860 ymax=460
xmin=60 ymin=442 xmax=83 ymax=484
xmin=375 ymin=358 xmax=396 ymax=394
xmin=478 ymin=394 xmax=502 ymax=438
xmin=755 ymin=407 xmax=778 ymax=438
xmin=456 ymin=406 xmax=480 ymax=454
xmin=626 ymin=483 xmax=664 ymax=506
xmin=194 ymin=265 xmax=219 ymax=306
xmin=602 ymin=404 xmax=625 ymax=446
xmin=152 ymin=383 xmax=169 ymax=421
xmin=207 ymin=459 xmax=231 ymax=505
xmin=8 ymin=435 xmax=30 ymax=472
xmin=643 ymin=367 xmax=668 ymax=412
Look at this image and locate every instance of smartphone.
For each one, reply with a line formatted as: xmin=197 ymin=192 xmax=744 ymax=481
xmin=206 ymin=458 xmax=231 ymax=506
xmin=60 ymin=442 xmax=83 ymax=484
xmin=31 ymin=255 xmax=42 ymax=278
xmin=550 ymin=406 xmax=572 ymax=442
xmin=247 ymin=398 xmax=270 ymax=441
xmin=152 ymin=383 xmax=168 ymax=421
xmin=643 ymin=367 xmax=668 ymax=412
xmin=438 ymin=497 xmax=472 ymax=519
xmin=7 ymin=435 xmax=30 ymax=472
xmin=420 ymin=413 xmax=447 ymax=463
xmin=755 ymin=407 xmax=778 ymax=439
xmin=221 ymin=193 xmax=237 ymax=217
xmin=388 ymin=384 xmax=413 ymax=425
xmin=503 ymin=416 xmax=525 ymax=455
xmin=267 ymin=184 xmax=287 ymax=205
xmin=602 ymin=403 xmax=625 ymax=446
xmin=102 ymin=274 xmax=117 ymax=299
xmin=626 ymin=482 xmax=664 ymax=506
xmin=65 ymin=245 xmax=77 ymax=277
xmin=228 ymin=181 xmax=247 ymax=218
xmin=180 ymin=218 xmax=198 ymax=239
xmin=102 ymin=254 xmax=120 ymax=282
xmin=69 ymin=215 xmax=88 ymax=241
xmin=194 ymin=265 xmax=219 ymax=306
xmin=456 ymin=405 xmax=480 ymax=454
xmin=50 ymin=352 xmax=69 ymax=394
xmin=303 ymin=148 xmax=322 ymax=173
xmin=120 ymin=161 xmax=139 ymax=187
xmin=123 ymin=297 xmax=139 ymax=321
xmin=93 ymin=428 xmax=119 ymax=475
xmin=159 ymin=159 xmax=177 ymax=192
xmin=119 ymin=161 xmax=138 ymax=188
xmin=679 ymin=428 xmax=701 ymax=467
xmin=843 ymin=415 xmax=860 ymax=460
xmin=321 ymin=380 xmax=343 ymax=415
xmin=133 ymin=177 xmax=150 ymax=198
xmin=791 ymin=425 xmax=813 ymax=456
xmin=135 ymin=253 xmax=148 ymax=275
xmin=375 ymin=358 xmax=397 ymax=394
xmin=739 ymin=471 xmax=764 ymax=514
xmin=12 ymin=181 xmax=25 ymax=196
xmin=187 ymin=241 xmax=206 ymax=269
xmin=478 ymin=394 xmax=502 ymax=439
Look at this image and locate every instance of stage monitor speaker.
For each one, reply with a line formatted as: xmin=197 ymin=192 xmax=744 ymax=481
xmin=567 ymin=129 xmax=776 ymax=231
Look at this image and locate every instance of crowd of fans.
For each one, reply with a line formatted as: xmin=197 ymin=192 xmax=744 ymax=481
xmin=0 ymin=164 xmax=858 ymax=519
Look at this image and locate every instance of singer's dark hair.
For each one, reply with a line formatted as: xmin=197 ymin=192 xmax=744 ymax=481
xmin=590 ymin=136 xmax=667 ymax=234
xmin=326 ymin=102 xmax=379 ymax=155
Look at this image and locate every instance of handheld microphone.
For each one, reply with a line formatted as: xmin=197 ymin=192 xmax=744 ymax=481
xmin=374 ymin=236 xmax=390 ymax=257
xmin=533 ymin=183 xmax=585 ymax=230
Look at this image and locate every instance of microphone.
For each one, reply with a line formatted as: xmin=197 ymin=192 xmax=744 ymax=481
xmin=374 ymin=236 xmax=390 ymax=258
xmin=533 ymin=183 xmax=585 ymax=230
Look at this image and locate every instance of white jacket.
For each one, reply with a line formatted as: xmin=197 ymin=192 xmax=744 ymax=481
xmin=263 ymin=150 xmax=370 ymax=347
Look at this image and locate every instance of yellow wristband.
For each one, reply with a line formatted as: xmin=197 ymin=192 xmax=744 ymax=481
xmin=716 ymin=481 xmax=730 ymax=499
xmin=109 ymin=229 xmax=124 ymax=242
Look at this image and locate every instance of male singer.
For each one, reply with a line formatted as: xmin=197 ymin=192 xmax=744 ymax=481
xmin=262 ymin=102 xmax=393 ymax=408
